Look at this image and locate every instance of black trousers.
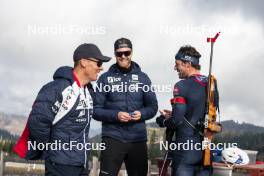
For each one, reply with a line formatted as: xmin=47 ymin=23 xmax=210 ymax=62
xmin=99 ymin=137 xmax=148 ymax=176
xmin=45 ymin=159 xmax=89 ymax=176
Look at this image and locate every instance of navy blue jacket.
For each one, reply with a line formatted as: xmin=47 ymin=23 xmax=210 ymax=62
xmin=28 ymin=66 xmax=94 ymax=167
xmin=163 ymin=74 xmax=207 ymax=136
xmin=93 ymin=62 xmax=158 ymax=142
xmin=157 ymin=74 xmax=208 ymax=165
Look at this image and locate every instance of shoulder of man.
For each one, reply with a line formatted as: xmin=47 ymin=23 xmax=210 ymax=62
xmin=37 ymin=79 xmax=70 ymax=101
xmin=137 ymin=71 xmax=152 ymax=84
xmin=173 ymin=79 xmax=189 ymax=97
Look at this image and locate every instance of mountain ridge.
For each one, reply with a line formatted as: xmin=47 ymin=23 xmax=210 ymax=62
xmin=1 ymin=111 xmax=264 ymax=137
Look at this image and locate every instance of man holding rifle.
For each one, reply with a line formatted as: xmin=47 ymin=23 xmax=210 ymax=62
xmin=156 ymin=45 xmax=212 ymax=175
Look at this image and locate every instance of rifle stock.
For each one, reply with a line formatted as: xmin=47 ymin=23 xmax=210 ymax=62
xmin=203 ymin=75 xmax=222 ymax=167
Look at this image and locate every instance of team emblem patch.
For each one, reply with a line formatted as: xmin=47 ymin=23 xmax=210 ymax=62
xmin=173 ymin=86 xmax=180 ymax=96
xmin=107 ymin=77 xmax=121 ymax=83
xmin=132 ymin=74 xmax=138 ymax=81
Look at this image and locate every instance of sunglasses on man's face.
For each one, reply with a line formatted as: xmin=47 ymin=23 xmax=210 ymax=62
xmin=96 ymin=61 xmax=103 ymax=67
xmin=87 ymin=59 xmax=103 ymax=67
xmin=115 ymin=51 xmax=131 ymax=57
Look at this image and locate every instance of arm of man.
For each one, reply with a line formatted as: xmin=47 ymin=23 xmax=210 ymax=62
xmin=161 ymin=82 xmax=187 ymax=129
xmin=28 ymin=82 xmax=59 ymax=143
xmin=137 ymin=74 xmax=158 ymax=121
xmin=93 ymin=75 xmax=120 ymax=123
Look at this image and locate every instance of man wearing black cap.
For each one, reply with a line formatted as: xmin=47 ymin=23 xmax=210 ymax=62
xmin=93 ymin=38 xmax=158 ymax=176
xmin=156 ymin=45 xmax=211 ymax=175
xmin=15 ymin=43 xmax=110 ymax=176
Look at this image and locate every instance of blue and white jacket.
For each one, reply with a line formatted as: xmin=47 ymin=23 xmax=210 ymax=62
xmin=23 ymin=66 xmax=94 ymax=167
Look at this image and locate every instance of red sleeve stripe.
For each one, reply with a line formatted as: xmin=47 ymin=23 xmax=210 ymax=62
xmin=170 ymin=97 xmax=186 ymax=104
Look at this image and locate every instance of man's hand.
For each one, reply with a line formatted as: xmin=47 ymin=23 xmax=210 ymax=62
xmin=159 ymin=109 xmax=172 ymax=119
xmin=130 ymin=111 xmax=141 ymax=121
xmin=156 ymin=115 xmax=165 ymax=127
xmin=118 ymin=112 xmax=132 ymax=122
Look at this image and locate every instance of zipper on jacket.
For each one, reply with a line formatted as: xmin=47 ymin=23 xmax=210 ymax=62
xmin=83 ymin=88 xmax=91 ymax=168
xmin=124 ymin=74 xmax=129 ymax=141
xmin=124 ymin=74 xmax=129 ymax=112
xmin=83 ymin=109 xmax=90 ymax=168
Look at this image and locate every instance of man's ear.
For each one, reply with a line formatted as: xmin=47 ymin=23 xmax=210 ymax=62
xmin=79 ymin=59 xmax=86 ymax=67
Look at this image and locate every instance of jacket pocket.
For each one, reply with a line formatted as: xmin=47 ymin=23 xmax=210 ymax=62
xmin=69 ymin=132 xmax=86 ymax=165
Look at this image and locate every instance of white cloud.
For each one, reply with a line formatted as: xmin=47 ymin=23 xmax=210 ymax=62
xmin=0 ymin=0 xmax=263 ymax=126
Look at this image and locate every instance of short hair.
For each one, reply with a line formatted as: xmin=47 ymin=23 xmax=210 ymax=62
xmin=177 ymin=45 xmax=201 ymax=70
xmin=74 ymin=60 xmax=80 ymax=68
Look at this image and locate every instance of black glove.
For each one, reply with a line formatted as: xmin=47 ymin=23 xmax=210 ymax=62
xmin=163 ymin=118 xmax=178 ymax=129
xmin=156 ymin=115 xmax=166 ymax=127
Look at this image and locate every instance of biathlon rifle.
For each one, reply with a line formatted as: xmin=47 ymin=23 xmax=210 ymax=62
xmin=203 ymin=32 xmax=222 ymax=167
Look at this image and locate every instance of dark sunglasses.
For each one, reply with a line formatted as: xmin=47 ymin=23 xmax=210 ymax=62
xmin=87 ymin=59 xmax=103 ymax=67
xmin=96 ymin=61 xmax=103 ymax=67
xmin=115 ymin=51 xmax=131 ymax=57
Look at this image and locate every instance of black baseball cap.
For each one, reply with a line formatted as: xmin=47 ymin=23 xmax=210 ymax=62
xmin=114 ymin=38 xmax=132 ymax=50
xmin=73 ymin=43 xmax=111 ymax=62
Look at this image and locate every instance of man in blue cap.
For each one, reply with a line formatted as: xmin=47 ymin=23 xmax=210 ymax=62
xmin=14 ymin=43 xmax=110 ymax=176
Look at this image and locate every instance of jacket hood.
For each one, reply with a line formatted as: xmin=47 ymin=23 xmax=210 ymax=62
xmin=53 ymin=66 xmax=94 ymax=89
xmin=53 ymin=66 xmax=74 ymax=82
xmin=108 ymin=61 xmax=141 ymax=74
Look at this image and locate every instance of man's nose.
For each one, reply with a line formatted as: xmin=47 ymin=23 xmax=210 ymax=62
xmin=121 ymin=54 xmax=127 ymax=59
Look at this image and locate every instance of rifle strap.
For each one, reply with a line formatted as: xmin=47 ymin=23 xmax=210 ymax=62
xmin=183 ymin=117 xmax=204 ymax=137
